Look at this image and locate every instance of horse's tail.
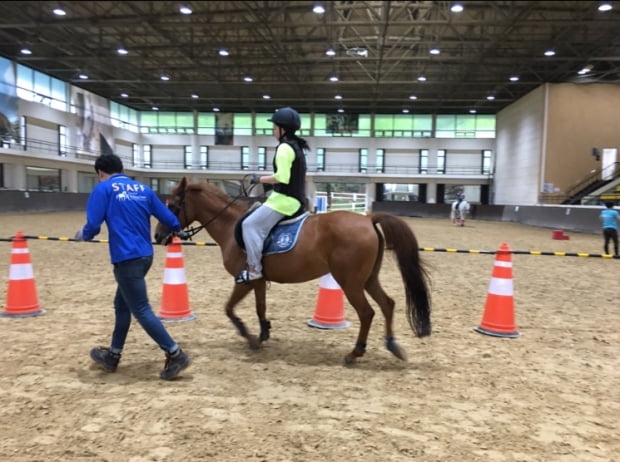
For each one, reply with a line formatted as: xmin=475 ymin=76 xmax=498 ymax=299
xmin=371 ymin=213 xmax=432 ymax=337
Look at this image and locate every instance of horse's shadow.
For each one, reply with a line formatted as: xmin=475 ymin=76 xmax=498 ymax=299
xmin=224 ymin=335 xmax=427 ymax=371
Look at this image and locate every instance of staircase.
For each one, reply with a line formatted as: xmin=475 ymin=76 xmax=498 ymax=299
xmin=563 ymin=162 xmax=620 ymax=205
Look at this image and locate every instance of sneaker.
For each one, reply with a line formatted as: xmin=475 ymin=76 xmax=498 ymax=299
xmin=90 ymin=347 xmax=121 ymax=372
xmin=160 ymin=349 xmax=191 ymax=380
xmin=235 ymin=268 xmax=263 ymax=284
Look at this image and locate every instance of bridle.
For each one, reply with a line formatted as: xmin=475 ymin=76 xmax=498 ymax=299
xmin=167 ymin=177 xmax=262 ymax=241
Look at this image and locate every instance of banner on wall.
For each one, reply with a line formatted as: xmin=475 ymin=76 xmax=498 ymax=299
xmin=0 ymin=57 xmax=19 ymax=143
xmin=71 ymin=87 xmax=114 ymax=154
xmin=215 ymin=112 xmax=234 ymax=145
xmin=326 ymin=113 xmax=358 ymax=134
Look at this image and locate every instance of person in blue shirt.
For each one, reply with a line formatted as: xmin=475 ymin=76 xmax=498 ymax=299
xmin=599 ymin=201 xmax=619 ymax=256
xmin=75 ymin=153 xmax=191 ymax=380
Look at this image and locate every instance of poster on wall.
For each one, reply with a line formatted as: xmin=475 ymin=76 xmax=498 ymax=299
xmin=71 ymin=87 xmax=114 ymax=155
xmin=326 ymin=113 xmax=358 ymax=134
xmin=0 ymin=57 xmax=19 ymax=143
xmin=215 ymin=112 xmax=234 ymax=145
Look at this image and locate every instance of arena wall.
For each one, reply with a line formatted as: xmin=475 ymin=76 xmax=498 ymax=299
xmin=0 ymin=190 xmax=605 ymax=234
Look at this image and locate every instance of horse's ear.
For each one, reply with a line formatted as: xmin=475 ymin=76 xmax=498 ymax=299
xmin=179 ymin=177 xmax=188 ymax=189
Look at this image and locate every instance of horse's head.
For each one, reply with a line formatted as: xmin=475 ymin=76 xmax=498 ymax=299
xmin=154 ymin=177 xmax=195 ymax=245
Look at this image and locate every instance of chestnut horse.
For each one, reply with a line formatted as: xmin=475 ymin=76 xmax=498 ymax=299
xmin=154 ymin=178 xmax=431 ymax=365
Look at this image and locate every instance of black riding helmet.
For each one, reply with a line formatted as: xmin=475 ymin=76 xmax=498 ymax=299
xmin=268 ymin=107 xmax=301 ymax=132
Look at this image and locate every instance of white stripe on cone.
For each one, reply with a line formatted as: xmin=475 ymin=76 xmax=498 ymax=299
xmin=9 ymin=263 xmax=34 ymax=280
xmin=12 ymin=248 xmax=30 ymax=255
xmin=163 ymin=267 xmax=187 ymax=285
xmin=488 ymin=277 xmax=514 ymax=297
xmin=319 ymin=273 xmax=340 ymax=290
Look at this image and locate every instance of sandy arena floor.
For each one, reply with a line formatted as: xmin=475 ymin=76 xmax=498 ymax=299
xmin=0 ymin=211 xmax=618 ymax=462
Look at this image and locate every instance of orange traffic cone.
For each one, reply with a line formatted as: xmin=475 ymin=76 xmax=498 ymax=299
xmin=307 ymin=273 xmax=351 ymax=329
xmin=2 ymin=231 xmax=45 ymax=318
xmin=158 ymin=237 xmax=196 ymax=322
xmin=474 ymin=242 xmax=519 ymax=338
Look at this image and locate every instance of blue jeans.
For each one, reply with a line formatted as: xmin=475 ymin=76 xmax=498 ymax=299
xmin=110 ymin=256 xmax=178 ymax=354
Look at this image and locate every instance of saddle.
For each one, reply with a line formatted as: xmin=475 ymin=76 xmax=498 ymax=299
xmin=234 ymin=206 xmax=310 ymax=255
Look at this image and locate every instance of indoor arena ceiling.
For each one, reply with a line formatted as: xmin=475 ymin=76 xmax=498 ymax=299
xmin=1 ymin=1 xmax=619 ymax=114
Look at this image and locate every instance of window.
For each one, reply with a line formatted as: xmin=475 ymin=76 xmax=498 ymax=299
xmin=26 ymin=166 xmax=61 ymax=191
xmin=150 ymin=178 xmax=160 ymax=194
xmin=197 ymin=113 xmax=216 ymax=135
xmin=200 ymin=146 xmax=208 ymax=169
xmin=233 ymin=114 xmax=252 ymax=136
xmin=143 ymin=144 xmax=152 ymax=168
xmin=20 ymin=116 xmax=26 ymax=150
xmin=437 ymin=149 xmax=446 ymax=174
xmin=241 ymin=146 xmax=250 ymax=170
xmin=58 ymin=125 xmax=67 ymax=156
xmin=376 ymin=148 xmax=385 ymax=173
xmin=316 ymin=147 xmax=325 ymax=171
xmin=184 ymin=146 xmax=192 ymax=169
xmin=257 ymin=146 xmax=267 ymax=170
xmin=359 ymin=148 xmax=368 ymax=173
xmin=419 ymin=149 xmax=429 ymax=174
xmin=132 ymin=144 xmax=139 ymax=167
xmin=482 ymin=149 xmax=492 ymax=174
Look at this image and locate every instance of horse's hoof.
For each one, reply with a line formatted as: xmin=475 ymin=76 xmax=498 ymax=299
xmin=247 ymin=336 xmax=261 ymax=350
xmin=386 ymin=338 xmax=408 ymax=361
xmin=343 ymin=355 xmax=356 ymax=367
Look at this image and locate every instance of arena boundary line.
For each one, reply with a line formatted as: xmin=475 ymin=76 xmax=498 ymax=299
xmin=0 ymin=235 xmax=618 ymax=258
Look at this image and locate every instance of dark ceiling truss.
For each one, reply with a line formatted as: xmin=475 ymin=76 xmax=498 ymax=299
xmin=0 ymin=1 xmax=618 ymax=114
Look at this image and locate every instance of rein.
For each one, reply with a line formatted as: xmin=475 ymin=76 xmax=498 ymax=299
xmin=170 ymin=178 xmax=262 ymax=240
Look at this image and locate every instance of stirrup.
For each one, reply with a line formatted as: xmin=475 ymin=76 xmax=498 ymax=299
xmin=235 ymin=268 xmax=263 ymax=284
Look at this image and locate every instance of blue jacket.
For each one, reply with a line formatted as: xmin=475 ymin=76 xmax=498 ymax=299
xmin=81 ymin=174 xmax=180 ymax=263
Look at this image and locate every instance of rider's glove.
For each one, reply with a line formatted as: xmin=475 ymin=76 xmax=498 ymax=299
xmin=74 ymin=229 xmax=84 ymax=241
xmin=249 ymin=173 xmax=261 ymax=185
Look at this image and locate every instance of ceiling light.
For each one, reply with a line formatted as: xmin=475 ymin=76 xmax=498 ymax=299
xmin=20 ymin=48 xmax=32 ymax=55
xmin=409 ymin=95 xmax=418 ymax=100
xmin=120 ymin=92 xmax=128 ymax=98
xmin=218 ymin=49 xmax=229 ymax=57
xmin=469 ymin=109 xmax=477 ymax=114
xmin=152 ymin=106 xmax=159 ymax=111
xmin=329 ymin=75 xmax=339 ymax=82
xmin=160 ymin=74 xmax=170 ymax=81
xmin=450 ymin=3 xmax=464 ymax=13
xmin=262 ymin=94 xmax=271 ymax=100
xmin=179 ymin=5 xmax=193 ymax=15
xmin=313 ymin=4 xmax=326 ymax=14
xmin=53 ymin=7 xmax=66 ymax=16
xmin=243 ymin=75 xmax=253 ymax=82
xmin=402 ymin=109 xmax=410 ymax=114
xmin=117 ymin=47 xmax=128 ymax=55
xmin=509 ymin=75 xmax=519 ymax=82
xmin=598 ymin=3 xmax=612 ymax=12
xmin=429 ymin=47 xmax=441 ymax=55
xmin=78 ymin=73 xmax=88 ymax=80
xmin=486 ymin=95 xmax=495 ymax=101
xmin=544 ymin=49 xmax=556 ymax=57
xmin=337 ymin=108 xmax=345 ymax=113
xmin=334 ymin=94 xmax=343 ymax=100
xmin=213 ymin=107 xmax=220 ymax=112
xmin=191 ymin=93 xmax=199 ymax=99
xmin=325 ymin=48 xmax=336 ymax=57
xmin=417 ymin=75 xmax=427 ymax=82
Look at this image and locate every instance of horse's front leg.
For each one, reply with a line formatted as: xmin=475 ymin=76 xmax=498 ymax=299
xmin=225 ymin=283 xmax=261 ymax=350
xmin=253 ymin=281 xmax=271 ymax=342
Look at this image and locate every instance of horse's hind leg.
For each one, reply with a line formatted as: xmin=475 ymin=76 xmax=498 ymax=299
xmin=339 ymin=284 xmax=375 ymax=366
xmin=365 ymin=275 xmax=407 ymax=361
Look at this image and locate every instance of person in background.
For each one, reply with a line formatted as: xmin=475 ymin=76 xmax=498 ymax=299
xmin=75 ymin=153 xmax=191 ymax=380
xmin=600 ymin=201 xmax=619 ymax=256
xmin=236 ymin=107 xmax=309 ymax=284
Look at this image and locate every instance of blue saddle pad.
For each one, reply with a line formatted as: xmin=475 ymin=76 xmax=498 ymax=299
xmin=263 ymin=212 xmax=310 ymax=255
